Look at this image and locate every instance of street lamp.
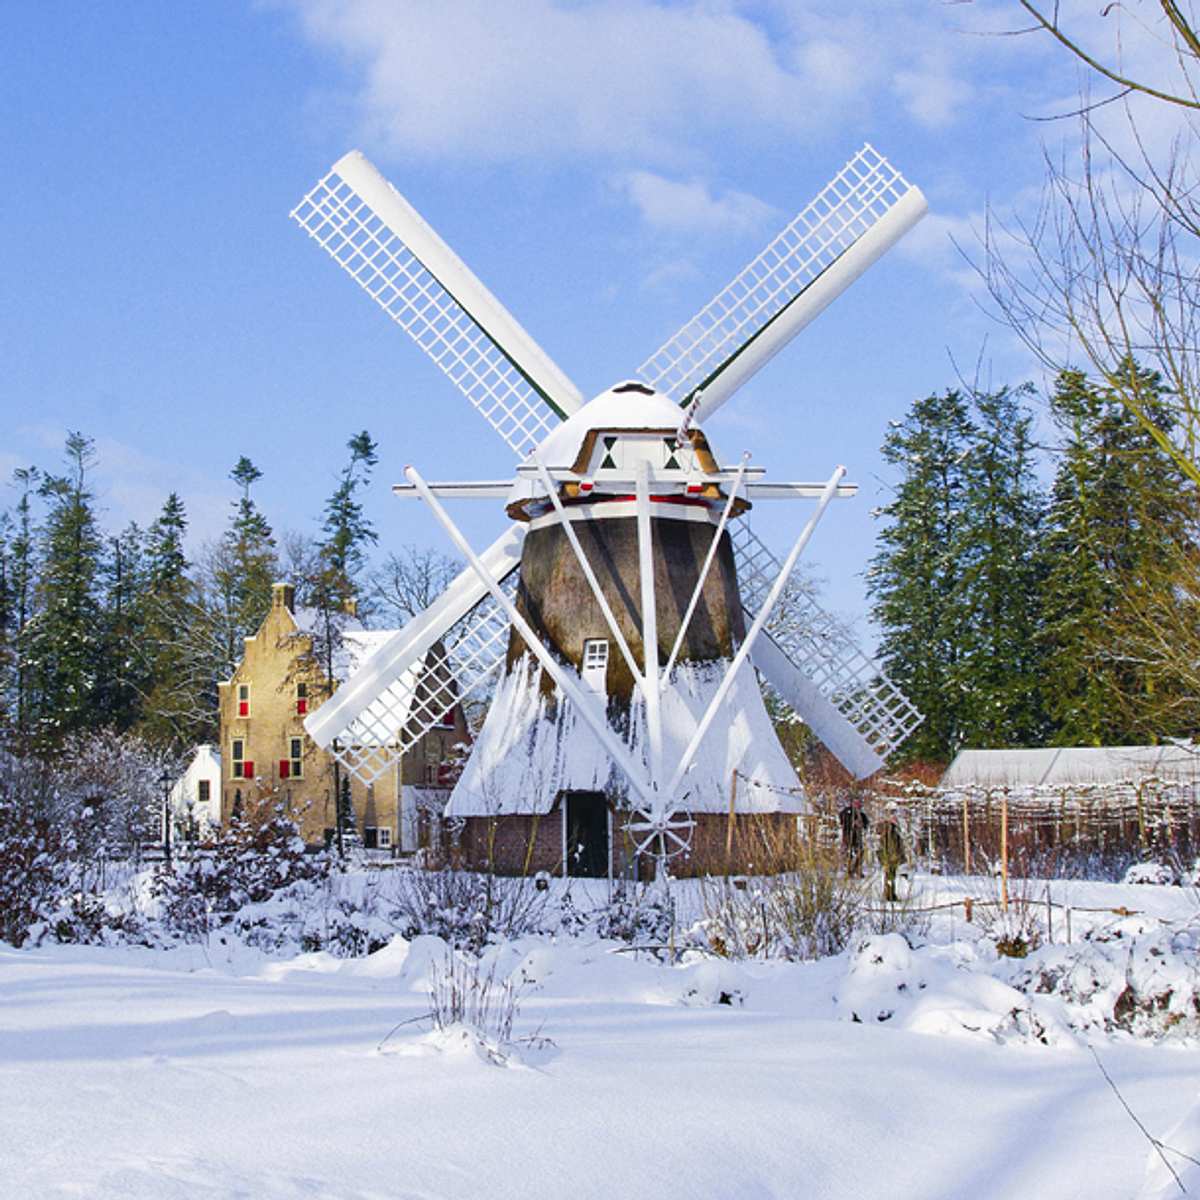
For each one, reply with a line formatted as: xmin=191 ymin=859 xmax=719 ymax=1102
xmin=158 ymin=768 xmax=173 ymax=869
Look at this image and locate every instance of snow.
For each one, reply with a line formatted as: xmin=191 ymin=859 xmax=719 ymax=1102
xmin=533 ymin=385 xmax=693 ymax=469
xmin=448 ymin=653 xmax=802 ymax=816
xmin=942 ymin=743 xmax=1200 ymax=788
xmin=2 ymin=872 xmax=1198 ymax=1199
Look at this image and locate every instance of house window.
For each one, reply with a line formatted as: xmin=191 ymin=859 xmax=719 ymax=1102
xmin=377 ymin=827 xmax=392 ymax=849
xmin=296 ymin=682 xmax=308 ymax=716
xmin=231 ymin=739 xmax=252 ymax=779
xmin=237 ymin=683 xmax=250 ymax=718
xmin=582 ymin=638 xmax=609 ymax=694
xmin=280 ymin=737 xmax=303 ymax=780
xmin=197 ymin=780 xmax=211 ymax=805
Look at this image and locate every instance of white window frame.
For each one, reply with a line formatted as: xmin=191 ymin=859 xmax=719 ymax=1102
xmin=377 ymin=826 xmax=392 ymax=849
xmin=237 ymin=683 xmax=251 ymax=717
xmin=581 ymin=638 xmax=609 ymax=695
xmin=231 ymin=738 xmax=246 ymax=778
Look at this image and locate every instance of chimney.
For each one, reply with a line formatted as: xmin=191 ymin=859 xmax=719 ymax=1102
xmin=272 ymin=582 xmax=295 ymax=612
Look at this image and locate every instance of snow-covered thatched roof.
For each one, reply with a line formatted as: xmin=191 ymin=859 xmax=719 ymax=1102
xmin=941 ymin=744 xmax=1200 ymax=790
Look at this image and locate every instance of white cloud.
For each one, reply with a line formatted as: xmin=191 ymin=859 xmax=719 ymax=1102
xmin=280 ymin=0 xmax=990 ymax=166
xmin=617 ymin=170 xmax=776 ymax=236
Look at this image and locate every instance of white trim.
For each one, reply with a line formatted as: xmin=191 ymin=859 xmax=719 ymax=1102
xmin=527 ymin=500 xmax=718 ymax=533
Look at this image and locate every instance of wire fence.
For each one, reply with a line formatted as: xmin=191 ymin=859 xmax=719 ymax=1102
xmin=805 ymin=777 xmax=1200 ymax=881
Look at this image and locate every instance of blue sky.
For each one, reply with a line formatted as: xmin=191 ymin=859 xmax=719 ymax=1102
xmin=0 ymin=1 xmax=1151 ymax=638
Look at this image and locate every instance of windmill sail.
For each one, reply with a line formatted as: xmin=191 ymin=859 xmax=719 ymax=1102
xmin=732 ymin=524 xmax=922 ymax=778
xmin=637 ymin=145 xmax=926 ymax=424
xmin=291 ymin=151 xmax=582 ymax=457
xmin=305 ymin=529 xmax=525 ymax=782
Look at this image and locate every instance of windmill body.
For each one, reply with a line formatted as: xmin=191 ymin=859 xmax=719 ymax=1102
xmin=290 ymin=144 xmax=930 ymax=877
xmin=445 ymin=384 xmax=805 ymax=875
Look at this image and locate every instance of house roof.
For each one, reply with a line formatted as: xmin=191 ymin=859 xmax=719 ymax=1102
xmin=940 ymin=744 xmax=1200 ymax=789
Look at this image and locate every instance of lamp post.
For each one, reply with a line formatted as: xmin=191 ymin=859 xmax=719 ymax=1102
xmin=158 ymin=768 xmax=173 ymax=869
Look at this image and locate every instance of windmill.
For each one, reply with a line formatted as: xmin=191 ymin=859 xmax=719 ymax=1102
xmin=290 ymin=145 xmax=927 ymax=876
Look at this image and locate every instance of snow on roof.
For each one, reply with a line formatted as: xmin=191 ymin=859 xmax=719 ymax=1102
xmin=534 ymin=384 xmax=692 ymax=467
xmin=447 ymin=654 xmax=804 ymax=817
xmin=940 ymin=744 xmax=1200 ymax=790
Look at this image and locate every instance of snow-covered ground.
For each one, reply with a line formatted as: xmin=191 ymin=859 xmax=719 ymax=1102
xmin=1 ymin=874 xmax=1198 ymax=1200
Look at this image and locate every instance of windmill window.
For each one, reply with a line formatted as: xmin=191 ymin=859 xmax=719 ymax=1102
xmin=377 ymin=826 xmax=392 ymax=850
xmin=197 ymin=780 xmax=210 ymax=805
xmin=237 ymin=684 xmax=251 ymax=718
xmin=435 ymin=706 xmax=456 ymax=729
xmin=582 ymin=639 xmax=609 ymax=694
xmin=231 ymin=739 xmax=245 ymax=778
xmin=296 ymin=682 xmax=308 ymax=716
xmin=599 ymin=436 xmax=619 ymax=470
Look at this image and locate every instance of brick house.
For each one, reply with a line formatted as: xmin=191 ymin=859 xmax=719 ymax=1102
xmin=217 ymin=582 xmax=469 ymax=851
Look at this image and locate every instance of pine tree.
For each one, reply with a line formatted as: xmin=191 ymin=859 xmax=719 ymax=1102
xmin=213 ymin=457 xmax=277 ymax=672
xmin=4 ymin=468 xmax=41 ymax=749
xmin=138 ymin=493 xmax=206 ymax=747
xmin=1039 ymin=364 xmax=1198 ymax=743
xmin=953 ymin=386 xmax=1047 ymax=747
xmin=868 ymin=391 xmax=975 ymax=762
xmin=95 ymin=522 xmax=149 ymax=732
xmin=306 ymin=432 xmax=378 ymax=856
xmin=24 ymin=434 xmax=104 ymax=748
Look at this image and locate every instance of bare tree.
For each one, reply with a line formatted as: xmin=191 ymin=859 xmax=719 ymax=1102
xmin=979 ymin=3 xmax=1200 ymax=485
xmin=368 ymin=544 xmax=461 ymax=625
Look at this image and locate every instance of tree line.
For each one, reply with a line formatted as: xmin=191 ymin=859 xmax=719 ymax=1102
xmin=0 ymin=429 xmax=464 ymax=757
xmin=869 ymin=362 xmax=1199 ymax=764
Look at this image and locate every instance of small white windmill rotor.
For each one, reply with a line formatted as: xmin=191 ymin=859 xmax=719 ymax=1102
xmin=292 ymin=144 xmax=927 ymax=804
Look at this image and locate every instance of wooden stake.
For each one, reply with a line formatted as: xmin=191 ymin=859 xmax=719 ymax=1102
xmin=726 ymin=770 xmax=737 ymax=874
xmin=1000 ymin=791 xmax=1009 ymax=913
xmin=962 ymin=793 xmax=971 ymax=874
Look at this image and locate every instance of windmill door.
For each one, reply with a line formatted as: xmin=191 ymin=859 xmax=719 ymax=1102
xmin=564 ymin=791 xmax=609 ymax=878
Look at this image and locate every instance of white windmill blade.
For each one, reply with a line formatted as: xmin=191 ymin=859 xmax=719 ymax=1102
xmin=291 ymin=151 xmax=584 ymax=458
xmin=304 ymin=528 xmax=525 ymax=783
xmin=732 ymin=524 xmax=922 ymax=779
xmin=637 ymin=145 xmax=927 ymax=424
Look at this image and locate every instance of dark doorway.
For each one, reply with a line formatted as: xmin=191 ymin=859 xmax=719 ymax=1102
xmin=564 ymin=791 xmax=609 ymax=878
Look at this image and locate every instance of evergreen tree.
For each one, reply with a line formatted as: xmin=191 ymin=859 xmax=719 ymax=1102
xmin=213 ymin=457 xmax=277 ymax=671
xmin=1038 ymin=364 xmax=1197 ymax=743
xmin=95 ymin=522 xmax=149 ymax=732
xmin=953 ymin=386 xmax=1047 ymax=747
xmin=307 ymin=432 xmax=378 ymax=856
xmin=138 ymin=493 xmax=206 ymax=747
xmin=868 ymin=391 xmax=975 ymax=761
xmin=5 ymin=468 xmax=41 ymax=748
xmin=24 ymin=434 xmax=104 ymax=748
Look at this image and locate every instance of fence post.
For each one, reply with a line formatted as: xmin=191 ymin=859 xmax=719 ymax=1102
xmin=1000 ymin=791 xmax=1009 ymax=914
xmin=1045 ymin=882 xmax=1053 ymax=943
xmin=962 ymin=792 xmax=971 ymax=875
xmin=726 ymin=769 xmax=737 ymax=875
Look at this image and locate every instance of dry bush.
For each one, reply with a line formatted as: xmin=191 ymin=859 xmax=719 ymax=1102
xmin=429 ymin=949 xmax=523 ymax=1044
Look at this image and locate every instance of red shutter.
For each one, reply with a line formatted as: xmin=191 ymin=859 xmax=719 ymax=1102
xmin=279 ymin=759 xmax=290 ymax=779
xmin=238 ymin=701 xmax=249 ymax=717
xmin=243 ymin=760 xmax=254 ymax=779
xmin=297 ymin=698 xmax=307 ymax=715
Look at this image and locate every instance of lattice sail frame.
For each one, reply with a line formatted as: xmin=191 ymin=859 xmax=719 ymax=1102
xmin=637 ymin=144 xmax=916 ymax=406
xmin=291 ymin=164 xmax=565 ymax=458
xmin=329 ymin=578 xmax=516 ymax=783
xmin=731 ymin=523 xmax=923 ymax=762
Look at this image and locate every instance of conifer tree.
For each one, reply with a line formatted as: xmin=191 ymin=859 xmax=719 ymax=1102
xmin=24 ymin=434 xmax=104 ymax=748
xmin=953 ymin=386 xmax=1047 ymax=747
xmin=213 ymin=457 xmax=277 ymax=672
xmin=5 ymin=468 xmax=41 ymax=748
xmin=1039 ymin=364 xmax=1197 ymax=744
xmin=868 ymin=391 xmax=975 ymax=761
xmin=95 ymin=522 xmax=149 ymax=732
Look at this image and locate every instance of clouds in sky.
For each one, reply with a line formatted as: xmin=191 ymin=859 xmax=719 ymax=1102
xmin=283 ymin=0 xmax=999 ymax=169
